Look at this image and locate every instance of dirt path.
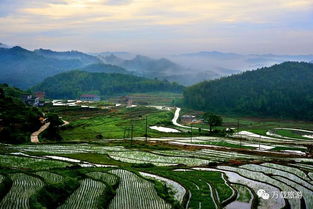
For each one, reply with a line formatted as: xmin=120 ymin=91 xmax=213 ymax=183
xmin=172 ymin=107 xmax=210 ymax=131
xmin=60 ymin=120 xmax=69 ymax=127
xmin=30 ymin=122 xmax=50 ymax=143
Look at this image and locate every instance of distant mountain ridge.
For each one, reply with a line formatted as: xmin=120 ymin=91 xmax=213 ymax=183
xmin=0 ymin=43 xmax=10 ymax=48
xmin=99 ymin=54 xmax=218 ymax=85
xmin=0 ymin=46 xmax=128 ymax=89
xmin=34 ymin=48 xmax=101 ymax=65
xmin=170 ymin=51 xmax=313 ymax=78
xmin=183 ymin=62 xmax=313 ymax=120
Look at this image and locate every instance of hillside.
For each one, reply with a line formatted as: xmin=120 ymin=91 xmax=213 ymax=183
xmin=0 ymin=84 xmax=43 ymax=144
xmin=100 ymin=54 xmax=215 ymax=85
xmin=183 ymin=62 xmax=313 ymax=120
xmin=34 ymin=48 xmax=100 ymax=65
xmin=32 ymin=71 xmax=184 ymax=99
xmin=79 ymin=63 xmax=130 ymax=74
xmin=0 ymin=46 xmax=102 ymax=89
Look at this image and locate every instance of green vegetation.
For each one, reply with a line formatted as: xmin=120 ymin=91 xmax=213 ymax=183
xmin=0 ymin=173 xmax=44 ymax=209
xmin=30 ymin=175 xmax=81 ymax=209
xmin=232 ymin=184 xmax=252 ymax=202
xmin=32 ymin=70 xmax=184 ymax=99
xmin=58 ymin=178 xmax=107 ymax=209
xmin=184 ymin=62 xmax=313 ymax=120
xmin=141 ymin=168 xmax=234 ymax=208
xmin=0 ymin=155 xmax=71 ymax=170
xmin=57 ymin=106 xmax=182 ymax=140
xmin=272 ymin=129 xmax=308 ymax=139
xmin=0 ymin=84 xmax=43 ymax=144
xmin=203 ymin=112 xmax=223 ymax=131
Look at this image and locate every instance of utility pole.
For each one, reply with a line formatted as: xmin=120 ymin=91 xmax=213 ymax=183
xmin=145 ymin=116 xmax=148 ymax=142
xmin=131 ymin=122 xmax=134 ymax=145
xmin=190 ymin=123 xmax=193 ymax=142
xmin=237 ymin=119 xmax=240 ymax=130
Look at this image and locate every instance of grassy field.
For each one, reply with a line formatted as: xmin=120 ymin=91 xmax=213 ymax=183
xmin=180 ymin=108 xmax=313 ymax=137
xmin=43 ymin=106 xmax=189 ymax=141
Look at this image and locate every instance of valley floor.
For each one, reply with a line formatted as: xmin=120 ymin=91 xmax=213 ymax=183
xmin=1 ymin=104 xmax=313 ymax=209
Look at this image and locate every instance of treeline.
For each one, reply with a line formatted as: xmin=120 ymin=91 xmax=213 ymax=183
xmin=0 ymin=84 xmax=42 ymax=143
xmin=183 ymin=62 xmax=313 ymax=120
xmin=32 ymin=71 xmax=184 ymax=99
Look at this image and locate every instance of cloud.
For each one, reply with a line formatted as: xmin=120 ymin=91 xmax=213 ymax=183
xmin=0 ymin=0 xmax=313 ymax=54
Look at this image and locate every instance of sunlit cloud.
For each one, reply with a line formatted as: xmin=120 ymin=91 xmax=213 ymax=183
xmin=0 ymin=0 xmax=312 ymax=55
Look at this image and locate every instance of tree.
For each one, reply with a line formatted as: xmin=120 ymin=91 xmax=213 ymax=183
xmin=203 ymin=112 xmax=223 ymax=131
xmin=44 ymin=113 xmax=63 ymax=141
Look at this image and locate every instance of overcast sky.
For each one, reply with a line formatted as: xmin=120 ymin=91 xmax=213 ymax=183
xmin=1 ymin=0 xmax=313 ymax=56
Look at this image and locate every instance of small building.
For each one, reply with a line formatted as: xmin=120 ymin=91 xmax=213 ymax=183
xmin=80 ymin=94 xmax=100 ymax=101
xmin=181 ymin=115 xmax=196 ymax=124
xmin=34 ymin=92 xmax=45 ymax=100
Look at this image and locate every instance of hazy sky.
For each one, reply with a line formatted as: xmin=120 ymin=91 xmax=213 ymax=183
xmin=1 ymin=0 xmax=313 ymax=55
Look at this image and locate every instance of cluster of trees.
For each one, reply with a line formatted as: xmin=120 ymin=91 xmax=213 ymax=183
xmin=0 ymin=84 xmax=43 ymax=144
xmin=32 ymin=71 xmax=184 ymax=99
xmin=184 ymin=62 xmax=313 ymax=120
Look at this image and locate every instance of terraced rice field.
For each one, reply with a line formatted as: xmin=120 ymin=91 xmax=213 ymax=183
xmin=226 ymin=184 xmax=253 ymax=209
xmin=108 ymin=169 xmax=171 ymax=209
xmin=108 ymin=151 xmax=211 ymax=166
xmin=35 ymin=171 xmax=64 ymax=184
xmin=58 ymin=178 xmax=107 ymax=209
xmin=0 ymin=173 xmax=44 ymax=209
xmin=1 ymin=140 xmax=313 ymax=209
xmin=86 ymin=172 xmax=118 ymax=186
xmin=139 ymin=172 xmax=186 ymax=204
xmin=0 ymin=154 xmax=71 ymax=169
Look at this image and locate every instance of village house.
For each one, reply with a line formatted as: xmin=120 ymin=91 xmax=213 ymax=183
xmin=181 ymin=115 xmax=196 ymax=124
xmin=34 ymin=91 xmax=45 ymax=100
xmin=80 ymin=94 xmax=101 ymax=101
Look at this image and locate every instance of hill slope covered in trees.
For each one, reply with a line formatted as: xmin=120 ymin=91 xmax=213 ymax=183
xmin=0 ymin=84 xmax=43 ymax=144
xmin=183 ymin=62 xmax=313 ymax=120
xmin=0 ymin=46 xmax=128 ymax=89
xmin=32 ymin=71 xmax=184 ymax=99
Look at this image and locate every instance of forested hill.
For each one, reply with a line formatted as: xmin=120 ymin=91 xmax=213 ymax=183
xmin=183 ymin=62 xmax=313 ymax=120
xmin=32 ymin=71 xmax=184 ymax=99
xmin=0 ymin=84 xmax=42 ymax=144
xmin=0 ymin=46 xmax=129 ymax=89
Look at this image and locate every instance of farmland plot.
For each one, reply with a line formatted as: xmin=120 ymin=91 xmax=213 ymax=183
xmin=194 ymin=167 xmax=285 ymax=209
xmin=240 ymin=164 xmax=313 ymax=190
xmin=225 ymin=184 xmax=253 ymax=209
xmin=272 ymin=176 xmax=313 ymax=209
xmin=0 ymin=155 xmax=70 ymax=169
xmin=291 ymin=163 xmax=313 ymax=172
xmin=15 ymin=144 xmax=127 ymax=155
xmin=108 ymin=169 xmax=171 ymax=209
xmin=0 ymin=173 xmax=44 ymax=209
xmin=58 ymin=178 xmax=106 ymax=209
xmin=139 ymin=172 xmax=186 ymax=204
xmin=86 ymin=172 xmax=118 ymax=186
xmin=154 ymin=169 xmax=233 ymax=208
xmin=108 ymin=151 xmax=211 ymax=166
xmin=220 ymin=165 xmax=299 ymax=209
xmin=35 ymin=171 xmax=63 ymax=184
xmin=262 ymin=163 xmax=311 ymax=181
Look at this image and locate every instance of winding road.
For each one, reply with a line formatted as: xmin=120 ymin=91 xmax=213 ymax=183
xmin=30 ymin=122 xmax=50 ymax=143
xmin=172 ymin=107 xmax=210 ymax=131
